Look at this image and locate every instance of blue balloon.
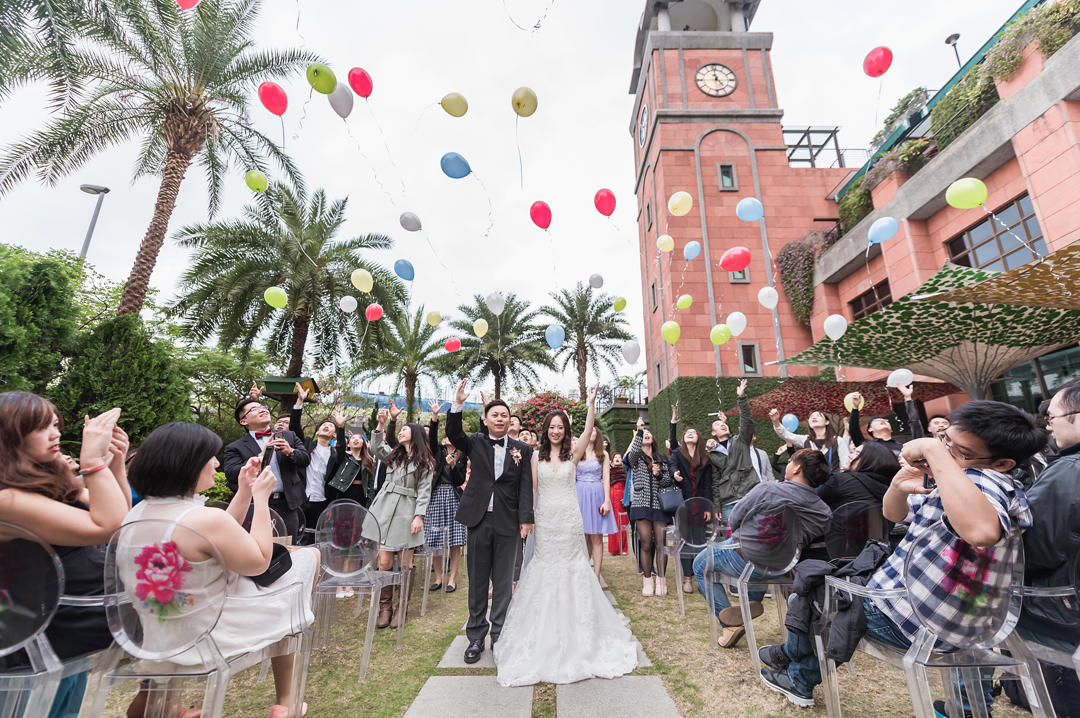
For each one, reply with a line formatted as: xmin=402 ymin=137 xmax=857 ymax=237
xmin=781 ymin=413 xmax=799 ymax=433
xmin=394 ymin=259 xmax=415 ymax=281
xmin=545 ymin=324 xmax=564 ymax=350
xmin=868 ymin=216 xmax=899 ymax=244
xmin=440 ymin=152 xmax=471 ymax=179
xmin=736 ymin=196 xmax=764 ymax=222
xmin=683 ymin=241 xmax=701 ymax=261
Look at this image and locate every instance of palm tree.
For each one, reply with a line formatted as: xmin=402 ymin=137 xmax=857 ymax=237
xmin=361 ymin=305 xmax=445 ymax=422
xmin=0 ymin=0 xmax=315 ymax=315
xmin=167 ymin=182 xmax=406 ymax=378
xmin=542 ymin=282 xmax=633 ymax=400
xmin=435 ymin=293 xmax=555 ymax=400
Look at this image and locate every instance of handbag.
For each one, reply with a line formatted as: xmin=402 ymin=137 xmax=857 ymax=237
xmin=250 ymin=542 xmax=293 ymax=587
xmin=658 ymin=485 xmax=684 ymax=513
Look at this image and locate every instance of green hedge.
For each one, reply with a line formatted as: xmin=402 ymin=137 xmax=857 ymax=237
xmin=929 ymin=68 xmax=999 ymax=149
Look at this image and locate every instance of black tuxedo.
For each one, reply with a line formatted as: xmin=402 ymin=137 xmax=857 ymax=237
xmin=223 ymin=430 xmax=310 ymax=537
xmin=446 ymin=409 xmax=533 ymax=645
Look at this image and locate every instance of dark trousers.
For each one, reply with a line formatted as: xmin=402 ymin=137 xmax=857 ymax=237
xmin=269 ymin=495 xmax=302 ymax=541
xmin=465 ymin=512 xmax=518 ymax=645
xmin=301 ymin=500 xmax=327 ymax=544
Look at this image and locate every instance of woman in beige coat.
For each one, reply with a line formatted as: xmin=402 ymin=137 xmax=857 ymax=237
xmin=369 ymin=406 xmax=435 ymax=628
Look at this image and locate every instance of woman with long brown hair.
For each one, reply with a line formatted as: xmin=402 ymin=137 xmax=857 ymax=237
xmin=668 ymin=404 xmax=713 ymax=594
xmin=770 ymin=408 xmax=849 ymax=470
xmin=575 ymin=425 xmax=615 ymax=580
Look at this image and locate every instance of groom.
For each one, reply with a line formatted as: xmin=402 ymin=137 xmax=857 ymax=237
xmin=446 ymin=378 xmax=534 ymax=664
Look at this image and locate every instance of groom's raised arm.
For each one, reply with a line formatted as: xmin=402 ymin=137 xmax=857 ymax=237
xmin=518 ymin=446 xmax=535 ymax=525
xmin=446 ymin=408 xmax=470 ymax=455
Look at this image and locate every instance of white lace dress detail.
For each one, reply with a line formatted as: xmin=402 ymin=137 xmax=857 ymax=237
xmin=494 ymin=460 xmax=638 ymax=686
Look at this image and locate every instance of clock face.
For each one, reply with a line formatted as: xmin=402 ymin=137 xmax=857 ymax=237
xmin=638 ymin=103 xmax=649 ymax=147
xmin=695 ymin=63 xmax=737 ymax=97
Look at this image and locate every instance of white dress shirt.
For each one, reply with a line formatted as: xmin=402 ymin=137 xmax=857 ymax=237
xmin=307 ymin=443 xmax=331 ymax=502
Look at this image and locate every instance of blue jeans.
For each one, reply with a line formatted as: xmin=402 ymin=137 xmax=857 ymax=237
xmin=692 ymin=539 xmax=772 ymax=625
xmin=48 ymin=672 xmax=87 ymax=718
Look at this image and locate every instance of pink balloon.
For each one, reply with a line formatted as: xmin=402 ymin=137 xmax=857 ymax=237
xmin=365 ymin=303 xmax=383 ymax=321
xmin=594 ymin=189 xmax=616 ymax=217
xmin=258 ymin=81 xmax=287 ymax=116
xmin=177 ymin=0 xmax=199 ymax=8
xmin=530 ymin=200 xmax=552 ymax=230
xmin=719 ymin=246 xmax=751 ymax=272
xmin=348 ymin=68 xmax=373 ymax=98
xmin=444 ymin=337 xmax=462 ymax=353
xmin=863 ymin=46 xmax=893 ymax=77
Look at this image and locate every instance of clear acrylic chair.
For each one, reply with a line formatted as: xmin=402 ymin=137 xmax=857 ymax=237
xmin=312 ymin=502 xmax=404 ymax=681
xmin=666 ymin=498 xmax=718 ymax=614
xmin=81 ymin=518 xmax=311 ymax=718
xmin=821 ymin=501 xmax=887 ymax=560
xmin=415 ymin=526 xmax=451 ymax=617
xmin=702 ymin=507 xmax=803 ymax=676
xmin=0 ymin=521 xmax=64 ymax=717
xmin=816 ymin=520 xmax=1054 ymax=718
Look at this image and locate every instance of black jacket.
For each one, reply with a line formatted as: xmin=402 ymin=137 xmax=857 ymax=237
xmin=223 ymin=429 xmax=310 ymax=510
xmin=848 ymin=408 xmax=904 ymax=456
xmin=668 ymin=421 xmax=713 ymax=504
xmin=429 ymin=416 xmax=465 ymax=497
xmin=815 ymin=470 xmax=891 ymax=510
xmin=289 ymin=406 xmax=345 ymax=499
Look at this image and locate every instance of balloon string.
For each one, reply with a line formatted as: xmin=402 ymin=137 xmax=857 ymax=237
xmin=864 ymin=241 xmax=884 ymax=308
xmin=982 ymin=206 xmax=1042 ymax=259
xmin=280 ymin=116 xmax=285 ymax=148
xmin=358 ymin=316 xmax=370 ymax=350
xmin=474 ymin=173 xmax=496 ymax=243
xmin=293 ymin=0 xmax=305 ymax=45
xmin=502 ymin=0 xmax=557 ymax=33
xmin=366 ymin=100 xmax=407 ymax=194
xmin=544 ymin=229 xmax=558 ymax=284
xmin=873 ymin=75 xmax=884 ymax=129
xmin=293 ymin=87 xmax=312 ymax=141
xmin=346 ymin=121 xmax=399 ymax=210
xmin=516 ymin=114 xmax=524 ymax=191
xmin=411 ymin=103 xmax=438 ymax=138
xmin=421 ymin=230 xmax=465 ymax=300
xmin=296 ymin=239 xmax=318 ymax=268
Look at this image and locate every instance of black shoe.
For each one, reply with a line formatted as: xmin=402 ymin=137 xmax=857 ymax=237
xmin=759 ymin=668 xmax=814 ymax=708
xmin=759 ymin=644 xmax=791 ymax=672
xmin=932 ymin=700 xmax=973 ymax=718
xmin=430 ymin=583 xmax=442 ymax=591
xmin=445 ymin=584 xmax=456 ymax=593
xmin=463 ymin=639 xmax=484 ymax=664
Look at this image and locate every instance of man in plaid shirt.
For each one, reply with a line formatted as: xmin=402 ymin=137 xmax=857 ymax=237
xmin=758 ymin=401 xmax=1046 ymax=711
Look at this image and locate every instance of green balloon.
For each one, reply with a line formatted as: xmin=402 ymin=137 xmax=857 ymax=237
xmin=945 ymin=177 xmax=987 ymax=209
xmin=264 ymin=286 xmax=288 ymax=309
xmin=306 ymin=63 xmax=337 ymax=94
xmin=245 ymin=169 xmax=268 ymax=192
xmin=710 ymin=324 xmax=732 ymax=346
xmin=613 ymin=297 xmax=627 ymax=312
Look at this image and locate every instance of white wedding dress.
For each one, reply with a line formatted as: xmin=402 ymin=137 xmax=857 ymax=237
xmin=494 ymin=460 xmax=638 ymax=686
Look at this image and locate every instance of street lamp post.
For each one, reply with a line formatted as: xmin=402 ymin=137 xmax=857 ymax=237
xmin=945 ymin=33 xmax=962 ymax=69
xmin=78 ymin=184 xmax=110 ymax=259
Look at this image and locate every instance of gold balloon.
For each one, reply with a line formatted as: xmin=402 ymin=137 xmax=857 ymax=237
xmin=473 ymin=318 xmax=489 ymax=338
xmin=511 ymin=86 xmax=538 ymax=117
xmin=426 ymin=311 xmax=442 ymax=327
xmin=350 ymin=268 xmax=373 ymax=293
xmin=440 ymin=92 xmax=468 ymax=117
xmin=656 ymin=235 xmax=674 ymax=252
xmin=668 ymin=191 xmax=693 ymax=217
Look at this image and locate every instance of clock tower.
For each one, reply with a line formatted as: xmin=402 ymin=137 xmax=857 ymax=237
xmin=629 ymin=0 xmax=849 ymax=396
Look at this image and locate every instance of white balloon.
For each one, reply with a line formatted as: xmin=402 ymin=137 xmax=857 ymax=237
xmin=589 ymin=273 xmax=604 ymax=289
xmin=328 ymin=82 xmax=354 ymax=119
xmin=399 ymin=211 xmax=422 ymax=232
xmin=726 ymin=311 xmax=748 ymax=337
xmin=757 ymin=286 xmax=779 ymax=310
xmin=485 ymin=291 xmax=505 ymax=316
xmin=824 ymin=314 xmax=848 ymax=341
xmin=887 ymin=368 xmax=915 ymax=388
xmin=339 ymin=295 xmax=358 ymax=313
xmin=621 ymin=339 xmax=641 ymax=364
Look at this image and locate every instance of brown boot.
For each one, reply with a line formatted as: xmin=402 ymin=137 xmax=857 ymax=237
xmin=376 ymin=585 xmax=393 ymax=628
xmin=389 ymin=586 xmax=410 ymax=629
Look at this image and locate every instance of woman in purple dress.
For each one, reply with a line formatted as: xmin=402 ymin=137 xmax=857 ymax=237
xmin=576 ymin=427 xmax=616 ymax=580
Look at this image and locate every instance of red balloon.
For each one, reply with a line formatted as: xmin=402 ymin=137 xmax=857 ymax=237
xmin=530 ymin=200 xmax=552 ymax=230
xmin=348 ymin=68 xmax=373 ymax=98
xmin=719 ymin=246 xmax=751 ymax=272
xmin=365 ymin=303 xmax=383 ymax=321
xmin=862 ymin=46 xmax=893 ymax=78
xmin=444 ymin=337 xmax=462 ymax=353
xmin=594 ymin=188 xmax=616 ymax=217
xmin=258 ymin=81 xmax=287 ymax=116
xmin=177 ymin=0 xmax=199 ymax=8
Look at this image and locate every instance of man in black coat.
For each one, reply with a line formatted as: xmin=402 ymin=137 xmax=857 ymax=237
xmin=223 ymin=395 xmax=310 ymax=539
xmin=446 ymin=378 xmax=533 ymax=664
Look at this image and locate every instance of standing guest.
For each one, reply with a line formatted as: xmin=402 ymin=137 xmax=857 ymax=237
xmin=895 ymin=383 xmax=951 ymax=440
xmin=576 ymin=426 xmax=615 ymax=581
xmin=749 ymin=437 xmax=775 ymax=483
xmin=288 ymin=384 xmax=346 ymax=541
xmin=0 ymin=394 xmax=130 ymax=718
xmin=770 ymin=408 xmax=848 ymax=470
xmin=815 ymin=441 xmax=900 ymax=509
xmin=608 ymin=453 xmax=629 ymax=555
xmin=847 ymin=393 xmax=904 ymax=456
xmin=369 ymin=407 xmax=435 ymax=629
xmin=669 ymin=404 xmax=713 ymax=594
xmin=424 ymin=400 xmax=467 ymax=593
xmin=625 ymin=416 xmax=674 ymax=596
xmin=223 ymin=395 xmax=309 ymax=539
xmin=509 ymin=415 xmax=522 ymax=441
xmin=710 ymin=380 xmax=758 ymax=527
xmin=328 ymin=432 xmax=378 ymax=506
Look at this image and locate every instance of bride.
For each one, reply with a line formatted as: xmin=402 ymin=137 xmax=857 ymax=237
xmin=494 ymin=384 xmax=638 ymax=686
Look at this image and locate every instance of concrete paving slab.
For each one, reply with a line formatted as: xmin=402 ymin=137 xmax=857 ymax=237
xmin=556 ymin=676 xmax=679 ymax=718
xmin=437 ymin=635 xmax=496 ymax=669
xmin=604 ymin=589 xmax=617 ymax=606
xmin=598 ymin=574 xmax=607 ymax=588
xmin=635 ymin=640 xmax=652 ymax=668
xmin=405 ymin=676 xmax=532 ymax=718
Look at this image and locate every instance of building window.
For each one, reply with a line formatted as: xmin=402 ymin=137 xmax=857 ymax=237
xmin=849 ymin=279 xmax=892 ymax=320
xmin=729 ymin=269 xmax=750 ymax=283
xmin=646 ymin=200 xmax=653 ymax=230
xmin=717 ymin=163 xmax=737 ymax=191
xmin=650 ymin=281 xmax=658 ymax=311
xmin=946 ymin=194 xmax=1046 ymax=272
xmin=738 ymin=342 xmax=761 ymax=377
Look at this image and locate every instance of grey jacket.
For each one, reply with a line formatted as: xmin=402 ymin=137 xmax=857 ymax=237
xmin=710 ymin=395 xmax=758 ymax=507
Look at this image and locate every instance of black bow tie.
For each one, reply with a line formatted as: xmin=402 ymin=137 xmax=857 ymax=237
xmin=488 ymin=437 xmax=506 ymax=448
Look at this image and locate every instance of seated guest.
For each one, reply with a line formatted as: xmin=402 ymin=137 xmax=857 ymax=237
xmin=693 ymin=449 xmax=832 ymax=648
xmin=815 ymin=441 xmax=900 ymax=509
xmin=758 ymin=401 xmax=1045 ymax=709
xmin=288 ymin=384 xmax=346 ymax=541
xmin=125 ymin=422 xmax=319 ymax=718
xmin=847 ymin=393 xmax=904 ymax=456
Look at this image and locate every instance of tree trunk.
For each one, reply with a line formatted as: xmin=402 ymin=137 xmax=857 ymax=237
xmin=494 ymin=364 xmax=503 ymax=400
xmin=405 ymin=373 xmax=417 ymax=423
xmin=287 ymin=313 xmax=310 ymax=378
xmin=576 ymin=344 xmax=588 ymax=400
xmin=116 ymin=149 xmax=194 ymax=315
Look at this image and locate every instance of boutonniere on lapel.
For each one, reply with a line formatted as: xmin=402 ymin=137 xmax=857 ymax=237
xmin=509 ymin=448 xmax=522 ymax=466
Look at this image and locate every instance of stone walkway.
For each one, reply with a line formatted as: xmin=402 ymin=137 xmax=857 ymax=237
xmin=404 ymin=573 xmax=681 ymax=717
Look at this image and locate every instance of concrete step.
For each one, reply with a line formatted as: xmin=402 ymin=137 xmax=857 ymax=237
xmin=405 ymin=676 xmax=532 ymax=718
xmin=556 ymin=676 xmax=680 ymax=717
xmin=438 ymin=635 xmax=496 ymax=669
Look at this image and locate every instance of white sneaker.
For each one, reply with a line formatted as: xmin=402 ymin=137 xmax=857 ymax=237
xmin=642 ymin=576 xmax=655 ymax=597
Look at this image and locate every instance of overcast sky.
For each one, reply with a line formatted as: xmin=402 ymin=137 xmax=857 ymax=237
xmin=0 ymin=0 xmax=1024 ymax=401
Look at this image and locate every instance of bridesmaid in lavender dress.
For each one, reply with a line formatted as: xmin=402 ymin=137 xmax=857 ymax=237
xmin=576 ymin=427 xmax=616 ymax=580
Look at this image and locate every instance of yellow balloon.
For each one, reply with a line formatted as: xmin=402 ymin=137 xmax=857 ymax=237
xmin=668 ymin=191 xmax=693 ymax=217
xmin=350 ymin=268 xmax=373 ymax=293
xmin=656 ymin=235 xmax=674 ymax=252
xmin=426 ymin=311 xmax=442 ymax=327
xmin=511 ymin=86 xmax=538 ymax=117
xmin=660 ymin=320 xmax=681 ymax=344
xmin=263 ymin=286 xmax=287 ymax=309
xmin=843 ymin=392 xmax=866 ymax=413
xmin=440 ymin=92 xmax=468 ymax=117
xmin=945 ymin=177 xmax=988 ymax=209
xmin=613 ymin=297 xmax=627 ymax=312
xmin=473 ymin=318 xmax=489 ymax=338
xmin=676 ymin=294 xmax=692 ymax=310
xmin=709 ymin=324 xmax=732 ymax=346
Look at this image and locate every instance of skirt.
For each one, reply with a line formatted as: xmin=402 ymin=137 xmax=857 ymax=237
xmin=576 ymin=480 xmax=617 ymax=534
xmin=424 ymin=483 xmax=467 ymax=548
xmin=628 ymin=506 xmax=672 ymax=523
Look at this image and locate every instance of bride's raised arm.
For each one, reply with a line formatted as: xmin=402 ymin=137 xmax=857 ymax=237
xmin=571 ymin=383 xmax=599 ymax=464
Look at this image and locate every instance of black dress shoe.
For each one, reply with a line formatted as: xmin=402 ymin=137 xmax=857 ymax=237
xmin=430 ymin=583 xmax=442 ymax=591
xmin=463 ymin=639 xmax=484 ymax=664
xmin=444 ymin=584 xmax=456 ymax=593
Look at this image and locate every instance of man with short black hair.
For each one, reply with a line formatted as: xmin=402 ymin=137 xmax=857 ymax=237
xmin=509 ymin=415 xmax=522 ymax=440
xmin=848 ymin=392 xmax=903 ymax=456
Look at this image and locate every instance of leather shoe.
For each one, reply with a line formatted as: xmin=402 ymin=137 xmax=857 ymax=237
xmin=463 ymin=639 xmax=484 ymax=664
